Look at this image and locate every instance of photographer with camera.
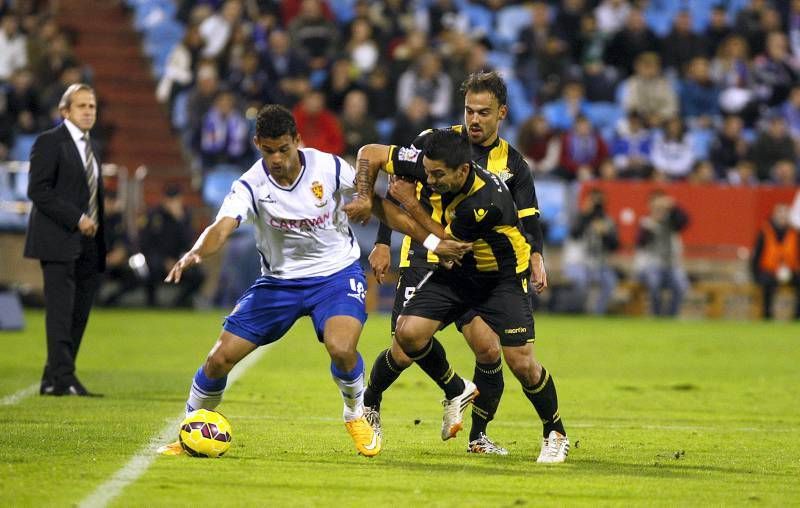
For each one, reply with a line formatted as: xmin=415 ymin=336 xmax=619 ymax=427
xmin=562 ymin=189 xmax=620 ymax=314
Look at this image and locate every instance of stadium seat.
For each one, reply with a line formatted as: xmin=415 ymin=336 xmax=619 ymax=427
xmin=202 ymin=166 xmax=242 ymax=209
xmin=171 ymin=90 xmax=190 ymax=130
xmin=493 ymin=4 xmax=532 ymax=51
xmin=504 ymin=76 xmax=535 ymax=126
xmin=585 ymin=102 xmax=624 ymax=133
xmin=463 ymin=3 xmax=492 ymax=37
xmin=614 ymin=81 xmax=629 ymax=107
xmin=486 ymin=51 xmax=514 ymax=73
xmin=375 ymin=119 xmax=395 ymax=144
xmin=689 ymin=127 xmax=714 ymax=159
xmin=327 ymin=0 xmax=356 ymax=23
xmin=12 ymin=167 xmax=28 ymax=200
xmin=532 ymin=179 xmax=570 ymax=244
xmin=643 ymin=1 xmax=678 ymax=37
xmin=9 ymin=134 xmax=36 ymax=162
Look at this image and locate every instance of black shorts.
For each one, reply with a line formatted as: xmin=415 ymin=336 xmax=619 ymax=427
xmin=390 ymin=267 xmax=434 ymax=333
xmin=400 ymin=269 xmax=535 ymax=347
xmin=391 ymin=267 xmax=496 ymax=335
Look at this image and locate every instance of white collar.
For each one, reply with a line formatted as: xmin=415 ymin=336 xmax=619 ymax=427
xmin=63 ymin=119 xmax=89 ymax=144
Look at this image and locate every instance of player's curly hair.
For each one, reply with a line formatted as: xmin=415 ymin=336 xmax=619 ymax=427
xmin=460 ymin=71 xmax=507 ymax=106
xmin=423 ymin=129 xmax=472 ymax=170
xmin=256 ymin=104 xmax=298 ymax=139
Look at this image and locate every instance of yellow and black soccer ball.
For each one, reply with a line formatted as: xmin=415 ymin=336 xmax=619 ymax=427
xmin=178 ymin=409 xmax=232 ymax=458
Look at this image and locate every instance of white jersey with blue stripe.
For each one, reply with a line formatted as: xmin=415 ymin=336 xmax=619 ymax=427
xmin=216 ymin=148 xmax=360 ymax=279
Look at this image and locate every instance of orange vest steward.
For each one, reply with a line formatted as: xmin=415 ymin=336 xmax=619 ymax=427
xmin=758 ymin=225 xmax=800 ymax=273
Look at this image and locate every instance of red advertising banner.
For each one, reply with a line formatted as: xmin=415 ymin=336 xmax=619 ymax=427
xmin=581 ymin=182 xmax=798 ymax=258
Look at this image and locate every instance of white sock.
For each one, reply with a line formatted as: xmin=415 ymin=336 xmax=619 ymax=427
xmin=331 ymin=354 xmax=365 ymax=421
xmin=185 ymin=367 xmax=226 ymax=415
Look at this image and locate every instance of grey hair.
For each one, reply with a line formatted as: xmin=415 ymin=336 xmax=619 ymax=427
xmin=58 ymin=83 xmax=95 ymax=110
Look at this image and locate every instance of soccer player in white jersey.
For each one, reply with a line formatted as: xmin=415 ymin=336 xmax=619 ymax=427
xmin=157 ymin=105 xmax=470 ymax=457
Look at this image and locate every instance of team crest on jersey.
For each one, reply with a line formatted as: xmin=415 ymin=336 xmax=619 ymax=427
xmin=311 ymin=181 xmax=324 ymax=200
xmin=473 ymin=208 xmax=488 ymax=222
xmin=311 ymin=180 xmax=328 ymax=207
xmin=397 ymin=146 xmax=421 ymax=162
xmin=495 ymin=168 xmax=512 ymax=182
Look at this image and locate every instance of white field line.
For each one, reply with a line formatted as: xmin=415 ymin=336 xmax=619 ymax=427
xmin=78 ymin=345 xmax=270 ymax=508
xmin=229 ymin=414 xmax=798 ymax=433
xmin=0 ymin=383 xmax=39 ymax=406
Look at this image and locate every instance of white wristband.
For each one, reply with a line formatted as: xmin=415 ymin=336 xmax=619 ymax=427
xmin=423 ymin=234 xmax=441 ymax=252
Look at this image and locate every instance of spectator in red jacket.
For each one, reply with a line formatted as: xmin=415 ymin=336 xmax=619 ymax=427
xmin=292 ymin=90 xmax=344 ymax=155
xmin=558 ymin=115 xmax=609 ymax=180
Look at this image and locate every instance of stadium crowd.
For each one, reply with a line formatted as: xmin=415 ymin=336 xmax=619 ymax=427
xmin=2 ymin=0 xmax=800 ymax=316
xmin=3 ymin=0 xmax=800 ymax=182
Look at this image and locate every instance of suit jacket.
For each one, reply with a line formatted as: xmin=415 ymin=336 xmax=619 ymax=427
xmin=24 ymin=123 xmax=106 ymax=271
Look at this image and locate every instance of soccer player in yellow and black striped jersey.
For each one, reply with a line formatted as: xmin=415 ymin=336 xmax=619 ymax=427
xmin=345 ymin=129 xmax=569 ymax=463
xmin=360 ymin=72 xmax=563 ymax=459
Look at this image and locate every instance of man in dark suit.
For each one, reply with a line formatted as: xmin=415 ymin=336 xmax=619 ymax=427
xmin=24 ymin=83 xmax=106 ymax=397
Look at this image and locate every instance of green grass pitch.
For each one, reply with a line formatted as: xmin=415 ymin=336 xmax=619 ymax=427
xmin=1 ymin=309 xmax=798 ymax=506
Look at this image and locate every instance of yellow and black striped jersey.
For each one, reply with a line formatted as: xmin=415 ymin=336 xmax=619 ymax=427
xmin=376 ymin=126 xmax=542 ymax=269
xmin=384 ymin=145 xmax=530 ymax=277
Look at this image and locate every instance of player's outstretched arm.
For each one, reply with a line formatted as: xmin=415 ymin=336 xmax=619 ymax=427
xmin=165 ymin=216 xmax=239 ymax=283
xmin=371 ymin=196 xmax=471 ymax=262
xmin=343 ymin=143 xmax=392 ymax=224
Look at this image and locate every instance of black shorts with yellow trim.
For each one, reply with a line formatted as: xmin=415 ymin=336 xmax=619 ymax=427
xmin=400 ymin=269 xmax=535 ymax=347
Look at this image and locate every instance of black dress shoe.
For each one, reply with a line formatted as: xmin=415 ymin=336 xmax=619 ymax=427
xmin=50 ymin=382 xmax=104 ymax=397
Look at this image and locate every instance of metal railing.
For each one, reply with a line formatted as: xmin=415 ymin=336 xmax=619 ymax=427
xmin=0 ymin=161 xmax=147 ymax=242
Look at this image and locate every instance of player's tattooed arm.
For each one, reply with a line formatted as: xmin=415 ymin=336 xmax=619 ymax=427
xmin=356 ymin=157 xmax=375 ymax=201
xmin=165 ymin=216 xmax=238 ymax=283
xmin=371 ymin=196 xmax=471 ymax=262
xmin=344 ymin=144 xmax=391 ymax=224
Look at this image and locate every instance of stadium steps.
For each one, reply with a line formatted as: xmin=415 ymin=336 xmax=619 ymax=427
xmin=55 ymin=0 xmax=190 ymax=205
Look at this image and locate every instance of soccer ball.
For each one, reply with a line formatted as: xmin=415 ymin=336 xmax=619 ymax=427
xmin=178 ymin=409 xmax=233 ymax=458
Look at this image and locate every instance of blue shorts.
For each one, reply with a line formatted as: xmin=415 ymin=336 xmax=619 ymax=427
xmin=223 ymin=261 xmax=367 ymax=346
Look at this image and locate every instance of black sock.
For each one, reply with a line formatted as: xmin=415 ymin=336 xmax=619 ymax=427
xmin=469 ymin=358 xmax=503 ymax=441
xmin=522 ymin=366 xmax=566 ymax=437
xmin=405 ymin=337 xmax=464 ymax=399
xmin=364 ymin=348 xmax=407 ymax=409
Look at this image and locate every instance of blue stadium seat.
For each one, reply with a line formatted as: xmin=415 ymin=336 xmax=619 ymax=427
xmin=643 ymin=0 xmax=679 ymax=37
xmin=327 ymin=0 xmax=356 ymax=23
xmin=376 ymin=119 xmax=395 ymax=144
xmin=585 ymin=102 xmax=624 ymax=132
xmin=614 ymin=80 xmax=629 ymax=106
xmin=493 ymin=4 xmax=532 ymax=51
xmin=133 ymin=1 xmax=176 ymax=32
xmin=486 ymin=50 xmax=514 ymax=73
xmin=12 ymin=167 xmax=28 ymax=200
xmin=504 ymin=76 xmax=535 ymax=126
xmin=9 ymin=134 xmax=36 ymax=162
xmin=533 ymin=179 xmax=570 ymax=244
xmin=202 ymin=166 xmax=242 ymax=209
xmin=463 ymin=3 xmax=492 ymax=36
xmin=689 ymin=127 xmax=714 ymax=159
xmin=171 ymin=90 xmax=190 ymax=130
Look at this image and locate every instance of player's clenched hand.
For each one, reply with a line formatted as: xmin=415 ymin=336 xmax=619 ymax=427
xmin=369 ymin=243 xmax=391 ymax=284
xmin=530 ymin=251 xmax=548 ymax=293
xmin=343 ymin=196 xmax=372 ymax=225
xmin=165 ymin=251 xmax=202 ymax=283
xmin=434 ymin=239 xmax=472 ymax=262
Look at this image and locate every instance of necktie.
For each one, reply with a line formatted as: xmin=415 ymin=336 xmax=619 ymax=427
xmin=82 ymin=132 xmax=98 ymax=223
